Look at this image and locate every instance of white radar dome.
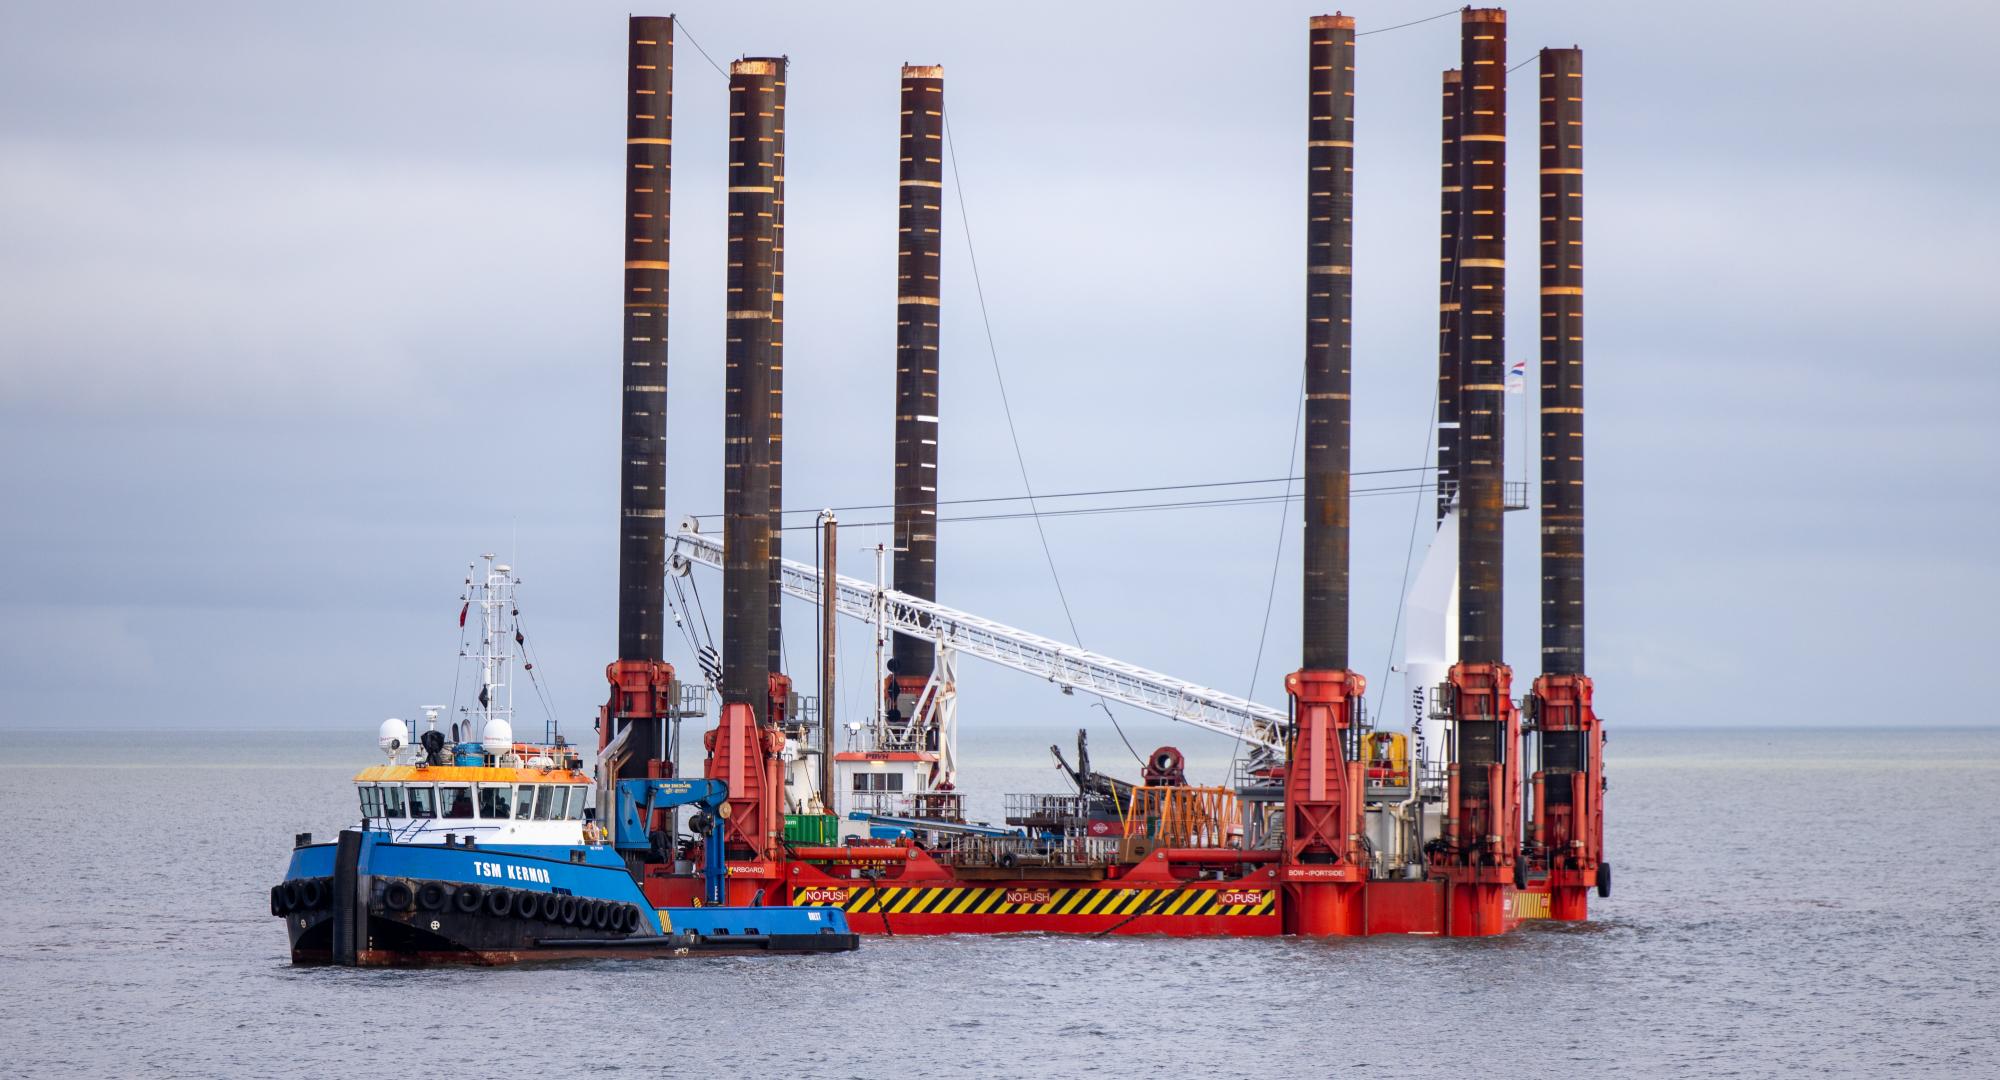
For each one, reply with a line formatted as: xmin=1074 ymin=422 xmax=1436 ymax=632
xmin=378 ymin=717 xmax=410 ymax=754
xmin=480 ymin=716 xmax=514 ymax=750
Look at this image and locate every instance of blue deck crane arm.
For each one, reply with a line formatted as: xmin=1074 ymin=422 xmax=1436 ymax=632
xmin=612 ymin=778 xmax=731 ymax=906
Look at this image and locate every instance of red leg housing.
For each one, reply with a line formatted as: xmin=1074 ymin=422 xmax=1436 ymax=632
xmin=1431 ymin=661 xmax=1520 ymax=936
xmin=1528 ymin=672 xmax=1602 ymax=919
xmin=1280 ymin=668 xmax=1366 ymax=936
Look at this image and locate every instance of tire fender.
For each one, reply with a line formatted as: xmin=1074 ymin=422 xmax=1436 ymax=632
xmin=382 ymin=880 xmax=416 ymax=912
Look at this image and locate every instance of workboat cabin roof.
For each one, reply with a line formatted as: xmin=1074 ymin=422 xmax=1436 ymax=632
xmin=358 ymin=717 xmax=598 ymax=848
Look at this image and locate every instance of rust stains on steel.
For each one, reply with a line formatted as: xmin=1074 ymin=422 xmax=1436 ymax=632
xmin=1302 ymin=13 xmax=1356 ymax=672
xmin=1539 ymin=46 xmax=1585 ymax=674
xmin=1454 ymin=7 xmax=1507 ymax=665
xmin=1436 ymin=68 xmax=1462 ymax=526
xmin=618 ymin=15 xmax=673 ymax=665
xmin=892 ymin=63 xmax=945 ymax=677
xmin=722 ymin=56 xmax=786 ymax=722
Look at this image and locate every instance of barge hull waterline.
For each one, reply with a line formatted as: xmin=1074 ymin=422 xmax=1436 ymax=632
xmin=773 ymin=875 xmax=1546 ymax=937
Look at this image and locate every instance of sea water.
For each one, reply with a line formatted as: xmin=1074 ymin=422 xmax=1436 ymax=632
xmin=2 ymin=726 xmax=1994 ymax=1078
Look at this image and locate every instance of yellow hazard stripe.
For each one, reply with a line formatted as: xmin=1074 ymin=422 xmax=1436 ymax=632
xmin=793 ymin=885 xmax=1277 ymax=916
xmin=915 ymin=887 xmax=957 ymax=914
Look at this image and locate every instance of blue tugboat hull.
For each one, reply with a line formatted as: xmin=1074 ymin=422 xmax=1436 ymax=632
xmin=273 ymin=831 xmax=856 ymax=966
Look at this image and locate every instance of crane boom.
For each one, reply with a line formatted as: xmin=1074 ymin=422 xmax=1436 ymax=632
xmin=669 ymin=529 xmax=1287 ymax=752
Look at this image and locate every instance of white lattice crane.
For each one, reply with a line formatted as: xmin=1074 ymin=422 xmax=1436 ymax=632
xmin=669 ymin=525 xmax=1288 ymax=755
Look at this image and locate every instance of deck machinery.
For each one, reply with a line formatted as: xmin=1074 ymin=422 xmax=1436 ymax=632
xmin=601 ymin=9 xmax=1606 ymax=937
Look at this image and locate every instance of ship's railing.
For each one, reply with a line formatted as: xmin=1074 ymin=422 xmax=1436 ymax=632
xmin=842 ymin=721 xmax=935 ymax=755
xmin=782 ymin=720 xmax=825 ymax=755
xmin=1363 ymin=759 xmax=1414 ymax=797
xmin=846 ymin=791 xmax=965 ymax=822
xmin=1003 ymin=793 xmax=1094 ymax=829
xmin=1119 ymin=785 xmax=1241 ymax=849
xmin=937 ymin=833 xmax=1122 ymax=869
xmin=1438 ymin=479 xmax=1530 ymax=513
xmin=1363 ymin=761 xmax=1451 ymax=802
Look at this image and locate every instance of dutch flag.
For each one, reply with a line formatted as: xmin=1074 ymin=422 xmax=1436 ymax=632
xmin=1506 ymin=359 xmax=1526 ymax=395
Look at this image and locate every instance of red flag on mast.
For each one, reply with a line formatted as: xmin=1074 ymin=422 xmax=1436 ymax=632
xmin=459 ymin=601 xmax=469 ymax=628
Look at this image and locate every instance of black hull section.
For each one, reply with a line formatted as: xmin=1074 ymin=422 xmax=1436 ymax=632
xmin=278 ymin=873 xmax=857 ymax=966
xmin=273 ymin=833 xmax=858 ymax=966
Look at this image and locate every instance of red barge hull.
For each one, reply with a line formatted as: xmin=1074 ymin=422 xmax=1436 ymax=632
xmin=640 ymin=855 xmax=1561 ymax=937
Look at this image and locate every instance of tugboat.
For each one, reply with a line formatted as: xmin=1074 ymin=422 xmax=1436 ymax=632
xmin=269 ymin=556 xmax=858 ymax=965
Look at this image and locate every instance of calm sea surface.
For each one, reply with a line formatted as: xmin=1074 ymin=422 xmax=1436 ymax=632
xmin=2 ymin=726 xmax=1994 ymax=1078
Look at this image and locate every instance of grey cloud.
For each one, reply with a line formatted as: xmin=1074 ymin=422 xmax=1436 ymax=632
xmin=1 ymin=1 xmax=1992 ymax=736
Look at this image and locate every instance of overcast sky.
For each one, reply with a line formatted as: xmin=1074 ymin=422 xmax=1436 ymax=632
xmin=1 ymin=1 xmax=1992 ymax=743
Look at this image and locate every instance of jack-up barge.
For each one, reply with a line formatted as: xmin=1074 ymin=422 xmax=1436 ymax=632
xmin=602 ymin=8 xmax=1608 ymax=938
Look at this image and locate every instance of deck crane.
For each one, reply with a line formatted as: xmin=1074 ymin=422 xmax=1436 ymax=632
xmin=668 ymin=524 xmax=1289 ymax=762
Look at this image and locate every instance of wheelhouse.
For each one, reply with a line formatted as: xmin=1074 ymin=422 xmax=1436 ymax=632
xmin=352 ymin=764 xmax=595 ymax=845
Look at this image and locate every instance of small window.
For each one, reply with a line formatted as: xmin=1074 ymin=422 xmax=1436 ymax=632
xmin=381 ymin=783 xmax=406 ymax=818
xmin=407 ymin=785 xmax=438 ymax=818
xmin=565 ymin=787 xmax=588 ymax=820
xmin=478 ymin=784 xmax=513 ymax=820
xmin=440 ymin=784 xmax=475 ymax=819
xmin=533 ymin=785 xmax=557 ymax=820
xmin=358 ymin=786 xmax=381 ymax=817
xmin=515 ymin=785 xmax=536 ymax=820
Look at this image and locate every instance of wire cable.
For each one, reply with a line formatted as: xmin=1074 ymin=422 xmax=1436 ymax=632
xmin=690 ymin=467 xmax=1438 ymax=527
xmin=944 ymin=107 xmax=1143 ymax=767
xmin=1242 ymin=376 xmax=1307 ymax=709
xmin=1375 ymin=398 xmax=1439 ymax=731
xmin=447 ymin=562 xmax=473 ymax=726
xmin=759 ymin=466 xmax=1435 ymax=520
xmin=672 ymin=16 xmax=730 ymax=80
xmin=1227 ymin=368 xmax=1308 ymax=787
xmin=1357 ymin=8 xmax=1460 ymax=37
xmin=761 ymin=481 xmax=1439 ymax=532
xmin=513 ymin=612 xmax=562 ymax=732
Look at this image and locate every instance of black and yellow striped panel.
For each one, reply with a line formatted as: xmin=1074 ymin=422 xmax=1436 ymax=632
xmin=792 ymin=886 xmax=1276 ymax=918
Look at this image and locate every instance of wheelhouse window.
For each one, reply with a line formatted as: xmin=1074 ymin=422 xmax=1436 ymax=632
xmin=553 ymin=786 xmax=582 ymax=820
xmin=381 ymin=783 xmax=405 ymax=818
xmin=407 ymin=784 xmax=438 ymax=818
xmin=358 ymin=785 xmax=383 ymax=818
xmin=533 ymin=784 xmax=558 ymax=820
xmin=568 ymin=787 xmax=589 ymax=820
xmin=477 ymin=784 xmax=513 ymax=820
xmin=515 ymin=786 xmax=537 ymax=820
xmin=440 ymin=784 xmax=474 ymax=819
xmin=852 ymin=771 xmax=904 ymax=792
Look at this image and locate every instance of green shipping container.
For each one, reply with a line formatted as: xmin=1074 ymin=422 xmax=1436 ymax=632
xmin=784 ymin=814 xmax=839 ymax=846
